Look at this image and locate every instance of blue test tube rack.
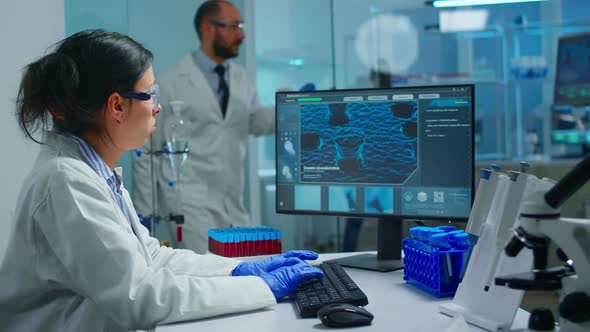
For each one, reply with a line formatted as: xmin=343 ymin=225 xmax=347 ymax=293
xmin=402 ymin=226 xmax=470 ymax=297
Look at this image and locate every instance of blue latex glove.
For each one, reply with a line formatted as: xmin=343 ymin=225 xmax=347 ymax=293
xmin=232 ymin=250 xmax=319 ymax=277
xmin=259 ymin=262 xmax=324 ymax=299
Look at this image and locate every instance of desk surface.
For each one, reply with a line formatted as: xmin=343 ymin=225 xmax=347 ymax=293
xmin=158 ymin=253 xmax=528 ymax=331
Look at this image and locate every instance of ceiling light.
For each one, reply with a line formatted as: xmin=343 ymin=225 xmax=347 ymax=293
xmin=428 ymin=0 xmax=548 ymax=8
xmin=439 ymin=9 xmax=489 ymax=32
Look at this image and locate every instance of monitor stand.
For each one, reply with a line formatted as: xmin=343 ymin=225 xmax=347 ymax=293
xmin=327 ymin=217 xmax=404 ymax=272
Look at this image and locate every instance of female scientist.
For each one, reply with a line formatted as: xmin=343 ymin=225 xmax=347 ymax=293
xmin=0 ymin=29 xmax=323 ymax=332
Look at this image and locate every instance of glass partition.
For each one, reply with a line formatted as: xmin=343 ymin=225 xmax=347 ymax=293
xmin=64 ymin=0 xmax=590 ymax=249
xmin=252 ymin=0 xmax=589 ymax=250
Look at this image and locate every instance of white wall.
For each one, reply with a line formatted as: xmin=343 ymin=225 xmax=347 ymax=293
xmin=0 ymin=1 xmax=64 ymax=254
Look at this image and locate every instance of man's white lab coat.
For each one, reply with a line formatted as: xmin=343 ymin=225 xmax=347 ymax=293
xmin=133 ymin=52 xmax=275 ymax=253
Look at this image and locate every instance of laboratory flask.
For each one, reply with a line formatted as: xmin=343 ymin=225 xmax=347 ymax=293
xmin=164 ymin=100 xmax=191 ymax=185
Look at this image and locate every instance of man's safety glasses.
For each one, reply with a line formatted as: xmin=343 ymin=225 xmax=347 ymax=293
xmin=210 ymin=20 xmax=245 ymax=32
xmin=121 ymin=84 xmax=160 ymax=111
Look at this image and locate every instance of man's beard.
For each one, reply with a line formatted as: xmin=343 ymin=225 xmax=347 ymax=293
xmin=213 ymin=38 xmax=239 ymax=60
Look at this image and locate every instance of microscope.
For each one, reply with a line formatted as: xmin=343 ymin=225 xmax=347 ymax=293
xmin=495 ymin=156 xmax=590 ymax=332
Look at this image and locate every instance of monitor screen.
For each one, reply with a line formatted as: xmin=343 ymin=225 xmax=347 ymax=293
xmin=554 ymin=32 xmax=590 ymax=107
xmin=275 ymin=85 xmax=474 ymax=222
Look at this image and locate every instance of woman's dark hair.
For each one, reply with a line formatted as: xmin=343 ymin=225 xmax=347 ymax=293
xmin=16 ymin=29 xmax=153 ymax=143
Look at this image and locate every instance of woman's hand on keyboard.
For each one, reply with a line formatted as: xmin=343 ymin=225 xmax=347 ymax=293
xmin=232 ymin=250 xmax=319 ymax=277
xmin=259 ymin=262 xmax=324 ymax=299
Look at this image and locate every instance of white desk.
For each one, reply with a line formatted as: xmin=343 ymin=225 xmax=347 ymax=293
xmin=158 ymin=253 xmax=529 ymax=331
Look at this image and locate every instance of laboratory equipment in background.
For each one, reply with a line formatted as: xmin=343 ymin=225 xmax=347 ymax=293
xmin=440 ymin=162 xmax=555 ymax=332
xmin=164 ymin=100 xmax=191 ymax=186
xmin=208 ymin=226 xmax=282 ymax=257
xmin=135 ymin=100 xmax=191 ymax=246
xmin=510 ymin=56 xmax=548 ymax=80
xmin=553 ymin=32 xmax=590 ymax=108
xmin=551 ymin=31 xmax=590 ymax=158
xmin=275 ymin=85 xmax=475 ymax=271
xmin=162 ymin=100 xmax=192 ymax=245
xmin=495 ymin=154 xmax=590 ymax=332
xmin=460 ymin=165 xmax=506 ymax=278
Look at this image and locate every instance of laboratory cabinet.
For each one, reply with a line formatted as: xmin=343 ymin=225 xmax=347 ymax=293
xmin=339 ymin=20 xmax=590 ymax=162
xmin=507 ymin=21 xmax=590 ymax=161
xmin=380 ymin=27 xmax=509 ymax=161
xmin=392 ymin=20 xmax=590 ymax=162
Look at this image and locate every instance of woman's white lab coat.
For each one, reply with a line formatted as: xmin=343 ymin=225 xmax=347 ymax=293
xmin=0 ymin=131 xmax=275 ymax=332
xmin=133 ymin=51 xmax=275 ymax=254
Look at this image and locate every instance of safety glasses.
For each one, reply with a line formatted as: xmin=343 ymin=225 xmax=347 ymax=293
xmin=121 ymin=84 xmax=160 ymax=111
xmin=210 ymin=20 xmax=245 ymax=32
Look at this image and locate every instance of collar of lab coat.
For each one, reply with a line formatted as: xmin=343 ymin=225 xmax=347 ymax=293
xmin=43 ymin=130 xmax=126 ymax=186
xmin=42 ymin=130 xmax=123 ymax=175
xmin=40 ymin=130 xmax=128 ymax=213
xmin=40 ymin=130 xmax=149 ymax=249
xmin=192 ymin=48 xmax=229 ymax=78
xmin=66 ymin=133 xmax=124 ymax=190
xmin=42 ymin=129 xmax=90 ymax=160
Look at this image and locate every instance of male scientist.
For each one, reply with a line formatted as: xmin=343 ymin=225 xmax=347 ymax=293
xmin=133 ymin=0 xmax=275 ymax=253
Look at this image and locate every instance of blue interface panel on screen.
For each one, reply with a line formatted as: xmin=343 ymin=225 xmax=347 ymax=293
xmin=275 ymin=85 xmax=474 ymax=221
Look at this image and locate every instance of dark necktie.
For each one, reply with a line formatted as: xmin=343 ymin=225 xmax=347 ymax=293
xmin=214 ymin=65 xmax=229 ymax=117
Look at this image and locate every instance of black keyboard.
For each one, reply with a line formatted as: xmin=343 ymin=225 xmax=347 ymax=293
xmin=293 ymin=262 xmax=369 ymax=318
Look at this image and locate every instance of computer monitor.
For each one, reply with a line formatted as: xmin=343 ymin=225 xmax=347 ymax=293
xmin=551 ymin=32 xmax=590 ymax=151
xmin=554 ymin=32 xmax=590 ymax=107
xmin=275 ymin=85 xmax=474 ymax=271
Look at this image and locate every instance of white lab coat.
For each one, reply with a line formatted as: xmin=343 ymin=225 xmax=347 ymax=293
xmin=133 ymin=51 xmax=275 ymax=253
xmin=0 ymin=131 xmax=275 ymax=332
